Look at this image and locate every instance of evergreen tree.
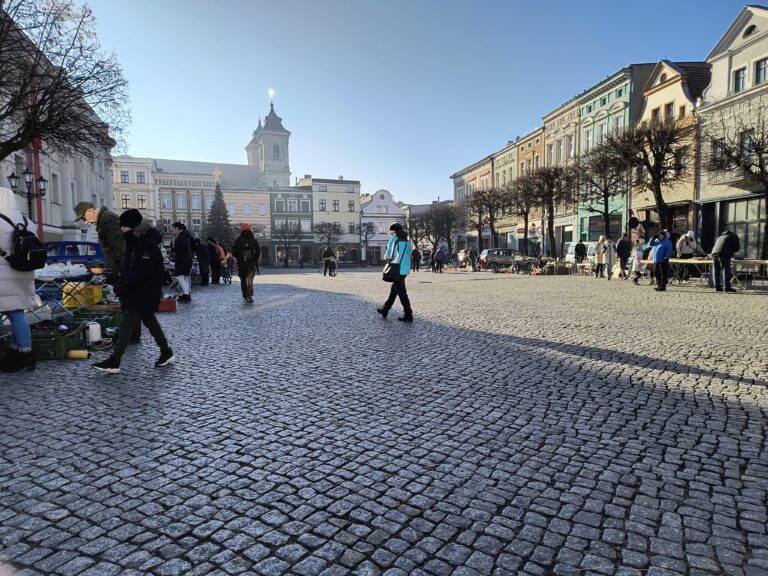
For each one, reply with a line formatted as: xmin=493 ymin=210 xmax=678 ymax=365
xmin=206 ymin=182 xmax=233 ymax=246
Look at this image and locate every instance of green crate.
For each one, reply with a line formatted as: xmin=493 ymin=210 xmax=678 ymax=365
xmin=73 ymin=308 xmax=122 ymax=328
xmin=31 ymin=324 xmax=84 ymax=360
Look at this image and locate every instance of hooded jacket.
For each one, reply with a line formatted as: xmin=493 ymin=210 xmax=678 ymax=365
xmin=96 ymin=207 xmax=126 ymax=273
xmin=171 ymin=229 xmax=194 ymax=275
xmin=386 ymin=230 xmax=412 ymax=276
xmin=231 ymin=230 xmax=261 ymax=269
xmin=116 ymin=222 xmax=164 ymax=314
xmin=711 ymin=230 xmax=740 ymax=258
xmin=595 ymin=236 xmax=606 ymax=264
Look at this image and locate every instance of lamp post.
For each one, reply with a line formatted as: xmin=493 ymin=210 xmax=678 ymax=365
xmin=8 ymin=169 xmax=47 ymax=233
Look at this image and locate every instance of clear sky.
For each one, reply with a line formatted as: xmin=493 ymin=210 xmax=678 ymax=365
xmin=88 ymin=0 xmax=751 ymax=204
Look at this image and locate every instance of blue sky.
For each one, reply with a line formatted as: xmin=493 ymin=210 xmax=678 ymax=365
xmin=88 ymin=0 xmax=751 ymax=204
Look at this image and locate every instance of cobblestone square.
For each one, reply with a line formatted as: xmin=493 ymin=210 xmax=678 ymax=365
xmin=1 ymin=270 xmax=768 ymax=575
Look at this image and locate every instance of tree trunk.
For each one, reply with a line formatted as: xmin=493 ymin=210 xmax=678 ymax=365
xmin=652 ymin=181 xmax=671 ymax=231
xmin=489 ymin=217 xmax=496 ymax=249
xmin=762 ymin=188 xmax=768 ymax=260
xmin=603 ymin=196 xmax=611 ymax=236
xmin=522 ymin=213 xmax=529 ymax=256
xmin=547 ymin=201 xmax=557 ymax=258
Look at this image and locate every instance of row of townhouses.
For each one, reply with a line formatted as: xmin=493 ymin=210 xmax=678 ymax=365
xmin=451 ymin=5 xmax=768 ymax=260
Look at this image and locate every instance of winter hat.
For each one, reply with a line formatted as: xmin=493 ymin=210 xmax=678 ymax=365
xmin=119 ymin=209 xmax=143 ymax=228
xmin=389 ymin=223 xmax=403 ymax=231
xmin=241 ymin=223 xmax=251 ymax=231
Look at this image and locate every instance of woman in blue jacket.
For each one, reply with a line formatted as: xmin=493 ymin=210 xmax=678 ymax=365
xmin=377 ymin=223 xmax=413 ymax=322
xmin=648 ymin=229 xmax=673 ymax=291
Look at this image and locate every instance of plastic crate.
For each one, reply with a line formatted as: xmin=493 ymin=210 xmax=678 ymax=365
xmin=63 ymin=283 xmax=103 ymax=309
xmin=31 ymin=324 xmax=84 ymax=360
xmin=158 ymin=298 xmax=176 ymax=312
xmin=73 ymin=305 xmax=122 ymax=327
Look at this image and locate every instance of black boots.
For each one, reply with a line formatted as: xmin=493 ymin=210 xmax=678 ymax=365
xmin=0 ymin=349 xmax=36 ymax=373
xmin=376 ymin=307 xmax=388 ymax=319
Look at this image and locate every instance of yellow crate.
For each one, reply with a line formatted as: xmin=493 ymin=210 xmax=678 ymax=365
xmin=63 ymin=282 xmax=103 ymax=309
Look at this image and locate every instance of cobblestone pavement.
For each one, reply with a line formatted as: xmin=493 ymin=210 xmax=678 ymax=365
xmin=2 ymin=269 xmax=768 ymax=576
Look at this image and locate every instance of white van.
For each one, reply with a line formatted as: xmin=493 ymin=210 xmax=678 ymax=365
xmin=565 ymin=241 xmax=597 ymax=264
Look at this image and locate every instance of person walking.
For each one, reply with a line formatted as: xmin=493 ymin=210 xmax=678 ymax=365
xmin=594 ymin=235 xmax=606 ymax=278
xmin=231 ymin=224 xmax=261 ymax=303
xmin=322 ymin=245 xmax=334 ymax=276
xmin=376 ymin=223 xmax=413 ymax=322
xmin=711 ymin=229 xmax=740 ymax=293
xmin=93 ymin=210 xmax=174 ymax=374
xmin=208 ymin=237 xmax=224 ymax=284
xmin=196 ymin=238 xmax=210 ymax=286
xmin=574 ymin=240 xmax=587 ymax=264
xmin=411 ymin=246 xmax=421 ymax=272
xmin=170 ymin=222 xmax=193 ymax=302
xmin=649 ymin=229 xmax=673 ymax=291
xmin=615 ymin=233 xmax=631 ymax=279
xmin=0 ymin=188 xmax=38 ymax=373
xmin=435 ymin=248 xmax=446 ymax=273
xmin=602 ymin=235 xmax=617 ymax=280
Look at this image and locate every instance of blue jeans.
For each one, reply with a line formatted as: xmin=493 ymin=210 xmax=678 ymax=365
xmin=5 ymin=310 xmax=32 ymax=352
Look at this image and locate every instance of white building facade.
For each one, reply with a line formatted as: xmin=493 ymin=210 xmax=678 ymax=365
xmin=359 ymin=189 xmax=404 ymax=264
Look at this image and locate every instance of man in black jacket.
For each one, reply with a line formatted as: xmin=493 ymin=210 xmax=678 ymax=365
xmin=711 ymin=229 xmax=740 ymax=292
xmin=231 ymin=224 xmax=261 ymax=303
xmin=615 ymin=233 xmax=631 ymax=279
xmin=93 ymin=210 xmax=174 ymax=374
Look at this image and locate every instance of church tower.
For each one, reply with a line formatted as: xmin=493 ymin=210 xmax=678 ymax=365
xmin=245 ymin=103 xmax=291 ymax=188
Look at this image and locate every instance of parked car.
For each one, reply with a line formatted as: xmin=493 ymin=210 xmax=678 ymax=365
xmin=564 ymin=241 xmax=597 ymax=264
xmin=479 ymin=248 xmax=537 ymax=272
xmin=44 ymin=241 xmax=105 ymax=268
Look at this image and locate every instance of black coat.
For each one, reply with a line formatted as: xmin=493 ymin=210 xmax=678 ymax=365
xmin=117 ymin=223 xmax=164 ymax=314
xmin=231 ymin=231 xmax=261 ymax=269
xmin=616 ymin=239 xmax=631 ymax=259
xmin=172 ymin=230 xmax=193 ymax=275
xmin=196 ymin=240 xmax=210 ymax=275
xmin=712 ymin=231 xmax=741 ymax=258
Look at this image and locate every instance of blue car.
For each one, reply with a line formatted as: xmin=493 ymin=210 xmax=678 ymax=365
xmin=43 ymin=241 xmax=105 ymax=268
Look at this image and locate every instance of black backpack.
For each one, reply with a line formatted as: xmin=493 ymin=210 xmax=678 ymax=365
xmin=238 ymin=239 xmax=254 ymax=263
xmin=0 ymin=213 xmax=47 ymax=271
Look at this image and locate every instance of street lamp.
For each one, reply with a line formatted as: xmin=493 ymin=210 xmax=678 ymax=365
xmin=7 ymin=169 xmax=47 ymax=220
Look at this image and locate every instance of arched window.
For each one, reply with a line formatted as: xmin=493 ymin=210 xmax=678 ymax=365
xmin=744 ymin=24 xmax=758 ymax=38
xmin=659 ymin=73 xmax=667 ymax=83
xmin=273 ymin=145 xmax=280 ymax=159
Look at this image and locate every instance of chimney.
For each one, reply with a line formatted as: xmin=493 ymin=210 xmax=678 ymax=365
xmin=338 ymin=175 xmax=343 ymax=180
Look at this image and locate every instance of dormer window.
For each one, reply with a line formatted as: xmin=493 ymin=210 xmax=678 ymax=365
xmin=659 ymin=73 xmax=668 ymax=83
xmin=744 ymin=24 xmax=758 ymax=38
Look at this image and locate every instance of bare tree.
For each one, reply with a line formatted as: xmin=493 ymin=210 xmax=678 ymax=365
xmin=314 ymin=222 xmax=341 ymax=247
xmin=702 ymin=94 xmax=768 ymax=259
xmin=0 ymin=0 xmax=130 ymax=161
xmin=274 ymin=222 xmax=303 ymax=265
xmin=356 ymin=222 xmax=376 ymax=264
xmin=604 ymin=119 xmax=692 ymax=231
xmin=479 ymin=188 xmax=507 ymax=249
xmin=432 ymin=203 xmax=463 ymax=255
xmin=463 ymin=189 xmax=488 ymax=252
xmin=509 ymin=175 xmax=537 ymax=255
xmin=531 ymin=166 xmax=575 ymax=258
xmin=400 ymin=211 xmax=428 ymax=248
xmin=576 ymin=143 xmax=629 ymax=237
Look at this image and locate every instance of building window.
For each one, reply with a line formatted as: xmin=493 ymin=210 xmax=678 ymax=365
xmin=161 ymin=193 xmax=171 ymax=210
xmin=275 ymin=200 xmax=284 ymax=212
xmin=757 ymin=58 xmax=768 ymax=85
xmin=734 ymin=68 xmax=746 ymax=92
xmin=616 ymin=87 xmax=623 ymax=98
xmin=555 ymin=140 xmax=563 ymax=163
xmin=652 ymin=108 xmax=660 ymax=121
xmin=190 ymin=193 xmax=200 ymax=210
xmin=376 ymin=205 xmax=382 ymax=214
xmin=287 ymin=198 xmax=298 ymax=212
xmin=520 ymin=161 xmax=525 ymax=175
xmin=664 ymin=102 xmax=674 ymax=120
xmin=345 ymin=185 xmax=354 ymax=193
xmin=273 ymin=145 xmax=280 ymax=159
xmin=566 ymin=135 xmax=574 ymax=158
xmin=534 ymin=155 xmax=540 ymax=171
xmin=332 ymin=200 xmax=339 ymax=212
xmin=546 ymin=144 xmax=553 ymax=165
xmin=744 ymin=24 xmax=758 ymax=38
xmin=600 ymin=96 xmax=607 ymax=107
xmin=300 ymin=219 xmax=311 ymax=232
xmin=258 ymin=204 xmax=266 ymax=216
xmin=227 ymin=204 xmax=235 ymax=215
xmin=301 ymin=199 xmax=310 ymax=212
xmin=319 ymin=199 xmax=326 ymax=211
xmin=192 ymin=218 xmax=201 ymax=234
xmin=319 ymin=185 xmax=327 ymax=192
xmin=378 ymin=222 xmax=387 ymax=233
xmin=138 ymin=194 xmax=147 ymax=209
xmin=120 ymin=171 xmax=128 ymax=183
xmin=137 ymin=171 xmax=145 ymax=184
xmin=584 ymin=130 xmax=593 ymax=153
xmin=176 ymin=193 xmax=186 ymax=210
xmin=613 ymin=116 xmax=624 ymax=132
xmin=675 ymin=147 xmax=689 ymax=176
xmin=599 ymin=123 xmax=607 ymax=143
xmin=121 ymin=194 xmax=130 ymax=209
xmin=348 ymin=222 xmax=355 ymax=234
xmin=205 ymin=195 xmax=213 ymax=210
xmin=243 ymin=204 xmax=252 ymax=215
xmin=348 ymin=200 xmax=355 ymax=212
xmin=679 ymin=105 xmax=686 ymax=119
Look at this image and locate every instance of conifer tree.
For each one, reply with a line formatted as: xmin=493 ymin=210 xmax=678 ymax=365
xmin=206 ymin=182 xmax=233 ymax=246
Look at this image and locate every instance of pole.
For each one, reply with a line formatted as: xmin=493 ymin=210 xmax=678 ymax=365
xmin=33 ymin=138 xmax=43 ymax=239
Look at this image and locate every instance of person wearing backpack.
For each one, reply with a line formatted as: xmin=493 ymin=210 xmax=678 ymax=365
xmin=231 ymin=224 xmax=261 ymax=303
xmin=170 ymin=222 xmax=193 ymax=302
xmin=0 ymin=188 xmax=41 ymax=373
xmin=207 ymin=237 xmax=225 ymax=284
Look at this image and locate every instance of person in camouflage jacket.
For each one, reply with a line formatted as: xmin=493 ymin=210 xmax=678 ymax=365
xmin=74 ymin=201 xmax=125 ymax=275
